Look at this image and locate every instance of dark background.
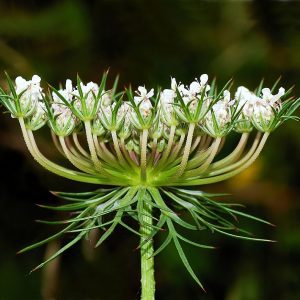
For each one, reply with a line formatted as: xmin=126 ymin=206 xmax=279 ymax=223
xmin=0 ymin=0 xmax=299 ymax=299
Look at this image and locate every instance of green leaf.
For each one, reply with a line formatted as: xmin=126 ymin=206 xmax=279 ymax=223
xmin=18 ymin=208 xmax=90 ymax=254
xmin=168 ymin=219 xmax=205 ymax=291
xmin=31 ymin=220 xmax=96 ymax=272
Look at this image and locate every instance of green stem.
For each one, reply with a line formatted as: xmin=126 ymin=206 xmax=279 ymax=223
xmin=141 ymin=129 xmax=148 ymax=182
xmin=84 ymin=120 xmax=102 ymax=171
xmin=140 ymin=200 xmax=155 ymax=300
xmin=176 ymin=123 xmax=195 ymax=176
xmin=18 ymin=118 xmax=103 ymax=184
xmin=174 ymin=132 xmax=269 ymax=186
xmin=73 ymin=133 xmax=90 ymax=158
xmin=111 ymin=130 xmax=128 ymax=168
xmin=210 ymin=132 xmax=249 ymax=169
xmin=157 ymin=124 xmax=176 ymax=166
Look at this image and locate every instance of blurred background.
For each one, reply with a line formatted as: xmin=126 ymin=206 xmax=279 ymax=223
xmin=0 ymin=0 xmax=299 ymax=299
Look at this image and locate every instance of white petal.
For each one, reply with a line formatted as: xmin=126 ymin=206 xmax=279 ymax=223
xmin=200 ymin=74 xmax=208 ymax=85
xmin=171 ymin=77 xmax=177 ymax=90
xmin=189 ymin=81 xmax=201 ymax=94
xmin=147 ymin=88 xmax=154 ymax=98
xmin=32 ymin=75 xmax=41 ymax=84
xmin=278 ymin=87 xmax=285 ymax=96
xmin=66 ymin=79 xmax=73 ymax=92
xmin=15 ymin=76 xmax=27 ymax=86
xmin=138 ymin=86 xmax=147 ymax=96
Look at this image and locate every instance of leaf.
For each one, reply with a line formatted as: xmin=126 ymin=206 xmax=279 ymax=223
xmin=151 ymin=233 xmax=172 ymax=257
xmin=177 ymin=233 xmax=215 ymax=249
xmin=168 ymin=219 xmax=205 ymax=291
xmin=213 ymin=227 xmax=275 ymax=242
xmin=18 ymin=208 xmax=90 ymax=254
xmin=31 ymin=220 xmax=96 ymax=272
xmin=147 ymin=187 xmax=197 ymax=230
xmin=95 ymin=187 xmax=138 ymax=247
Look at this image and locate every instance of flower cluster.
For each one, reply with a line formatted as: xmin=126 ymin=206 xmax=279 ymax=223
xmin=1 ymin=73 xmax=291 ymax=136
xmin=0 ymin=72 xmax=299 ymax=293
xmin=0 ymin=73 xmax=297 ymax=186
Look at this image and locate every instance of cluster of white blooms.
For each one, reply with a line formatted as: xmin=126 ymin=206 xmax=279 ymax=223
xmin=134 ymin=86 xmax=154 ymax=118
xmin=205 ymin=90 xmax=235 ymax=136
xmin=14 ymin=75 xmax=43 ymax=117
xmin=1 ymin=74 xmax=288 ymax=137
xmin=235 ymin=86 xmax=285 ymax=131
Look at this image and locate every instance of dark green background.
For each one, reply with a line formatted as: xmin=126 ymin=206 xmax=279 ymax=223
xmin=0 ymin=0 xmax=299 ymax=299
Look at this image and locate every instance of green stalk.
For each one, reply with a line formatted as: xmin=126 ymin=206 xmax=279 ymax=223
xmin=111 ymin=130 xmax=128 ymax=168
xmin=18 ymin=118 xmax=103 ymax=184
xmin=140 ymin=199 xmax=155 ymax=300
xmin=72 ymin=133 xmax=90 ymax=158
xmin=175 ymin=132 xmax=269 ymax=186
xmin=59 ymin=136 xmax=96 ymax=175
xmin=157 ymin=124 xmax=176 ymax=166
xmin=84 ymin=120 xmax=102 ymax=171
xmin=176 ymin=123 xmax=195 ymax=176
xmin=210 ymin=132 xmax=249 ymax=169
xmin=140 ymin=129 xmax=148 ymax=182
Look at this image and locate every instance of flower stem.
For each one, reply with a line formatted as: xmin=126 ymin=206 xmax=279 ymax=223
xmin=140 ymin=200 xmax=155 ymax=300
xmin=84 ymin=120 xmax=102 ymax=172
xmin=140 ymin=129 xmax=148 ymax=182
xmin=177 ymin=123 xmax=195 ymax=176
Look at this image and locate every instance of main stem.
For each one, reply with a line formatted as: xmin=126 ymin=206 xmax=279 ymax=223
xmin=140 ymin=200 xmax=155 ymax=300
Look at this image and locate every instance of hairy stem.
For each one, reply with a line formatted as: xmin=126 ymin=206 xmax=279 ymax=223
xmin=141 ymin=129 xmax=148 ymax=182
xmin=73 ymin=133 xmax=90 ymax=158
xmin=177 ymin=123 xmax=195 ymax=176
xmin=18 ymin=118 xmax=103 ymax=184
xmin=158 ymin=124 xmax=176 ymax=166
xmin=140 ymin=199 xmax=155 ymax=300
xmin=59 ymin=136 xmax=96 ymax=174
xmin=84 ymin=120 xmax=102 ymax=171
xmin=175 ymin=132 xmax=269 ymax=186
xmin=111 ymin=130 xmax=128 ymax=168
xmin=211 ymin=132 xmax=249 ymax=169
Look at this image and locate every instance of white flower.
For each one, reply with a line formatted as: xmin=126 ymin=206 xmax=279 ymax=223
xmin=15 ymin=75 xmax=43 ymax=116
xmin=52 ymin=102 xmax=76 ymax=134
xmin=52 ymin=79 xmax=73 ymax=103
xmin=159 ymin=89 xmax=177 ymax=125
xmin=188 ymin=74 xmax=210 ymax=96
xmin=171 ymin=77 xmax=179 ymax=91
xmin=101 ymin=91 xmax=112 ymax=107
xmin=261 ymin=87 xmax=285 ymax=107
xmin=205 ymin=90 xmax=234 ymax=136
xmin=234 ymin=86 xmax=286 ymax=131
xmin=134 ymin=86 xmax=154 ymax=103
xmin=73 ymin=81 xmax=99 ymax=112
xmin=134 ymin=86 xmax=154 ymax=118
xmin=189 ymin=81 xmax=201 ymax=95
xmin=26 ymin=101 xmax=48 ymax=131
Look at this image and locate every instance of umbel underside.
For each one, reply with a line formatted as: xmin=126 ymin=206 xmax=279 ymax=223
xmin=1 ymin=73 xmax=298 ymax=299
xmin=17 ymin=115 xmax=274 ymax=287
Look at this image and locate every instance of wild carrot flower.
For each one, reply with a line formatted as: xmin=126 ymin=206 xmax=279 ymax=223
xmin=0 ymin=72 xmax=299 ymax=299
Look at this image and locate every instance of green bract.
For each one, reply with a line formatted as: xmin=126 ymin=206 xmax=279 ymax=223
xmin=0 ymin=72 xmax=299 ymax=298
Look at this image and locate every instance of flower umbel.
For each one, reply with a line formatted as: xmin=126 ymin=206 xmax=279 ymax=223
xmin=0 ymin=72 xmax=299 ymax=297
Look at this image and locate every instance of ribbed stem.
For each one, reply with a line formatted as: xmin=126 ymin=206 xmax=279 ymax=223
xmin=140 ymin=200 xmax=155 ymax=300
xmin=158 ymin=124 xmax=176 ymax=166
xmin=111 ymin=130 xmax=128 ymax=168
xmin=177 ymin=123 xmax=195 ymax=176
xmin=211 ymin=132 xmax=249 ymax=169
xmin=174 ymin=132 xmax=269 ymax=186
xmin=140 ymin=129 xmax=148 ymax=182
xmin=18 ymin=118 xmax=103 ymax=184
xmin=73 ymin=133 xmax=90 ymax=158
xmin=84 ymin=120 xmax=102 ymax=171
